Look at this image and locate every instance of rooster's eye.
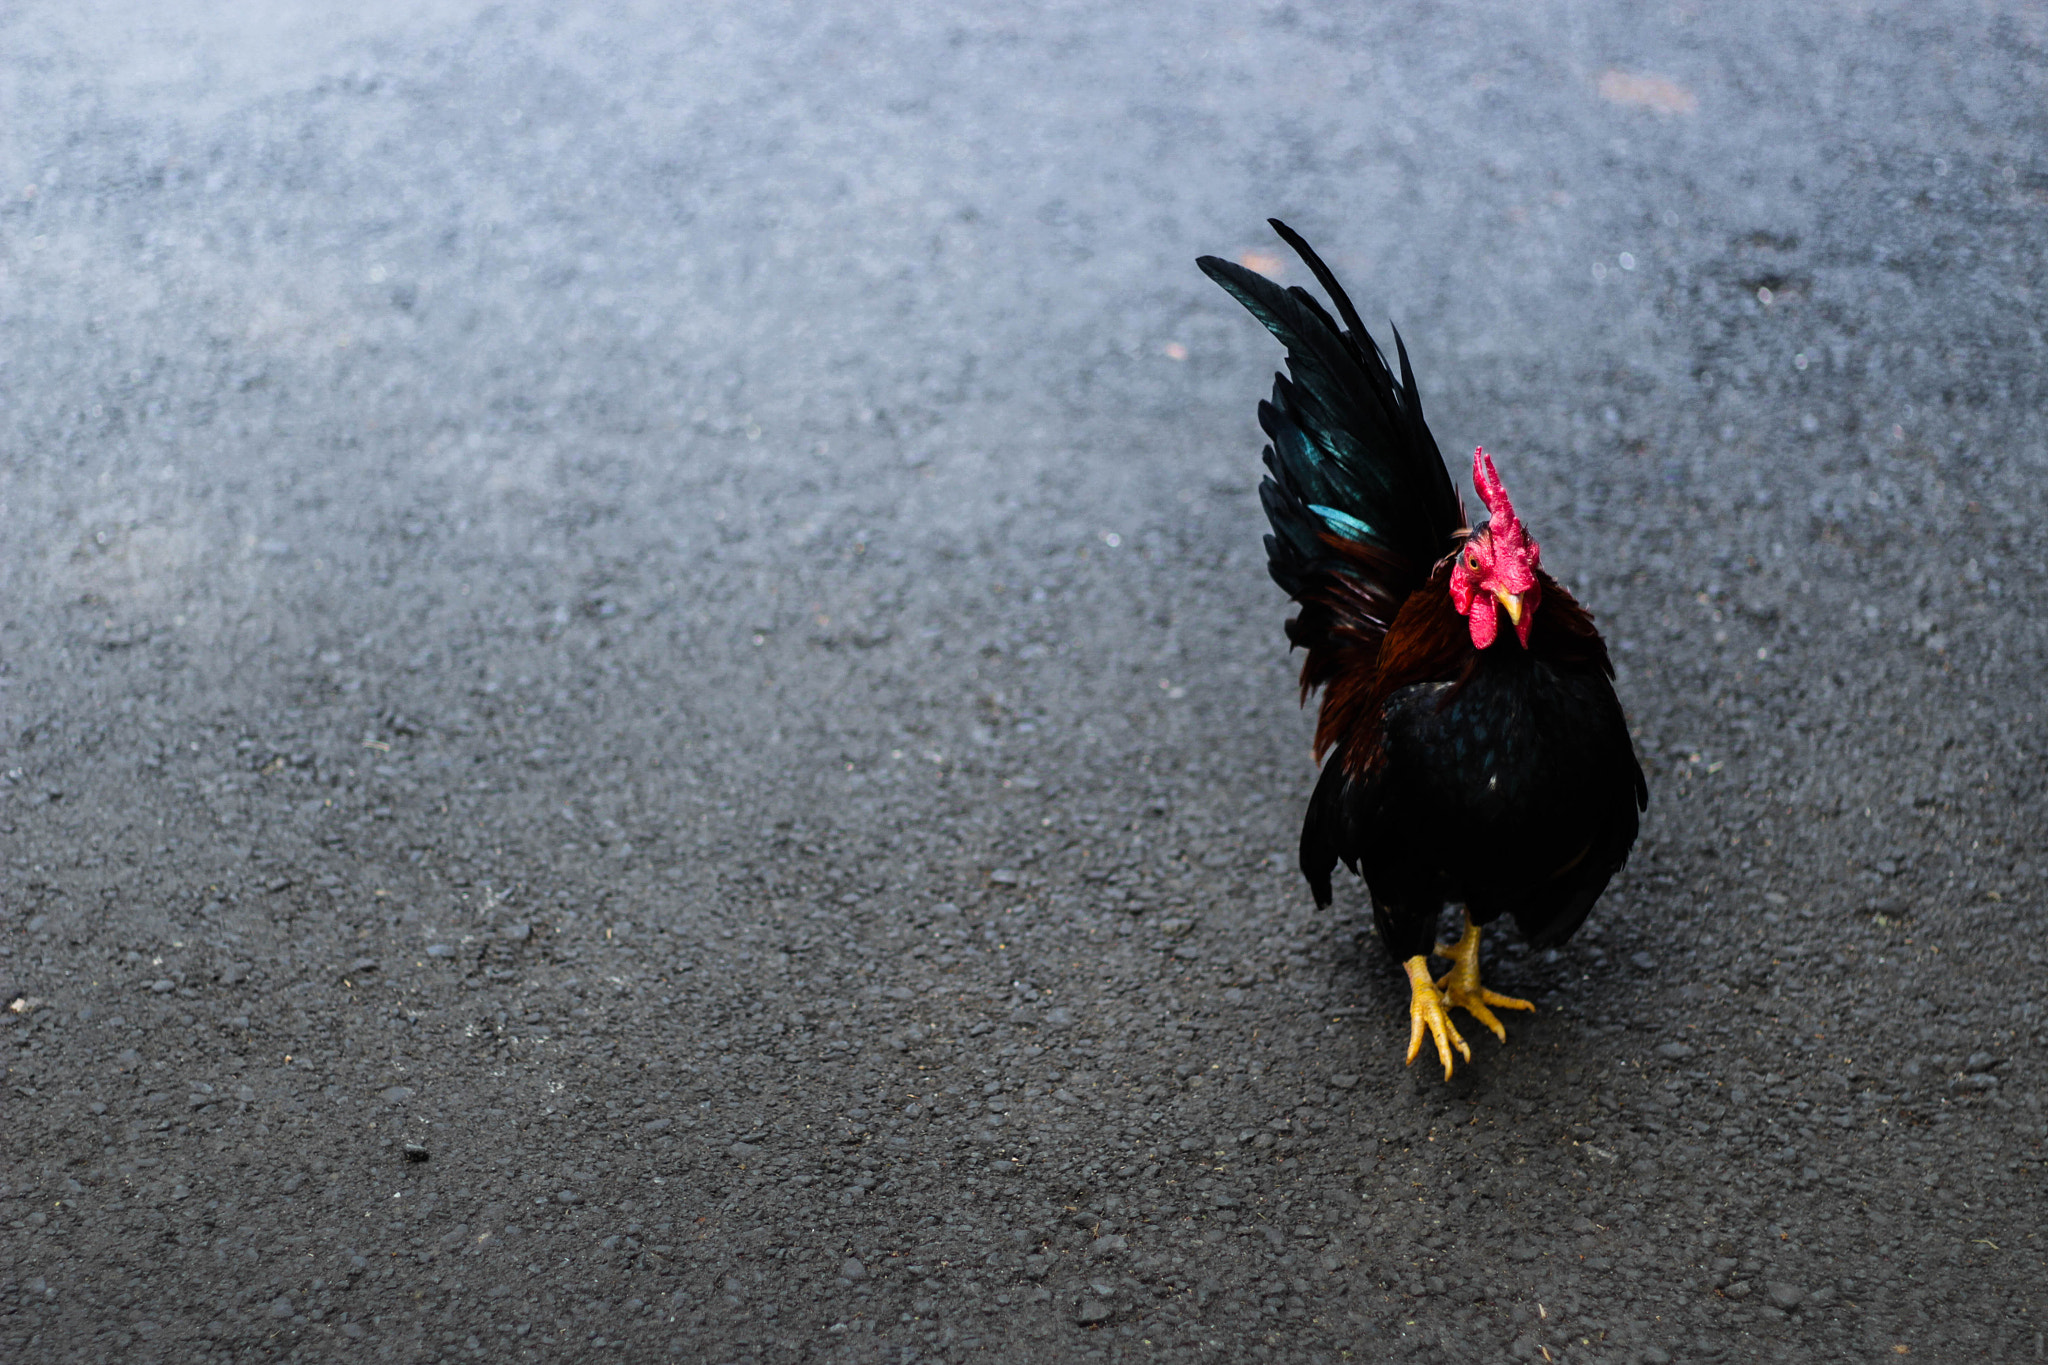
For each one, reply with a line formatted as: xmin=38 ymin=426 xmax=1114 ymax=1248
xmin=1465 ymin=554 xmax=1479 ymax=569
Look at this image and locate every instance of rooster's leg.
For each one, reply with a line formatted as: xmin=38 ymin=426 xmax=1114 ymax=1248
xmin=1431 ymin=915 xmax=1534 ymax=1043
xmin=1403 ymin=956 xmax=1470 ymax=1080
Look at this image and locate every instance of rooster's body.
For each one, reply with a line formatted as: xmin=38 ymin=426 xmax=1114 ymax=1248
xmin=1200 ymin=222 xmax=1647 ymax=1077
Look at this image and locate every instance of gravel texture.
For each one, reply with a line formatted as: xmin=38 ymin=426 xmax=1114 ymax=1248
xmin=3 ymin=2 xmax=2045 ymax=1363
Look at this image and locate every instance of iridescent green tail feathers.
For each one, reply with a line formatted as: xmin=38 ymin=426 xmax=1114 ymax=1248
xmin=1197 ymin=221 xmax=1467 ymax=667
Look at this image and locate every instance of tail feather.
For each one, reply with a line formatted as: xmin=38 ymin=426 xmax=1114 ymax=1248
xmin=1299 ymin=756 xmax=1350 ymax=908
xmin=1267 ymin=218 xmax=1372 ymax=344
xmin=1199 ymin=221 xmax=1467 ymax=689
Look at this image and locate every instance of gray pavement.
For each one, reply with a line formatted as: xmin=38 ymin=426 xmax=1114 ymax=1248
xmin=3 ymin=3 xmax=2044 ymax=1362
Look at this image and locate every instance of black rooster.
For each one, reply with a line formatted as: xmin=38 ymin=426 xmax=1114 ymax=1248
xmin=1199 ymin=222 xmax=1647 ymax=1078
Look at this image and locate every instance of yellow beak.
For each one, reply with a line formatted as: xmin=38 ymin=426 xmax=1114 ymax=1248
xmin=1493 ymin=588 xmax=1524 ymax=628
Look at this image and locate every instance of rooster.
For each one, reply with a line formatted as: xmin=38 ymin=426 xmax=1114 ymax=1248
xmin=1199 ymin=221 xmax=1647 ymax=1079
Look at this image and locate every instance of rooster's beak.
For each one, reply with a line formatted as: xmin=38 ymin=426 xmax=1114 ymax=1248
xmin=1493 ymin=588 xmax=1524 ymax=628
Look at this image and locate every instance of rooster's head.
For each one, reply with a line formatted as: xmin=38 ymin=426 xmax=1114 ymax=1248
xmin=1448 ymin=447 xmax=1541 ymax=650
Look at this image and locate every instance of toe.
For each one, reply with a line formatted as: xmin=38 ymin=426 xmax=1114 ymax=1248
xmin=1408 ymin=999 xmax=1464 ymax=1077
xmin=1426 ymin=1017 xmax=1456 ymax=1079
xmin=1461 ymin=997 xmax=1508 ymax=1043
xmin=1432 ymin=1008 xmax=1471 ymax=1066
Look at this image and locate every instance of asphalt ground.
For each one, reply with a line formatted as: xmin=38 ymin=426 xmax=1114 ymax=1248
xmin=3 ymin=3 xmax=2045 ymax=1363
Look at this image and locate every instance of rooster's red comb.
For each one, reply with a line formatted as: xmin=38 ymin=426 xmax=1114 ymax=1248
xmin=1482 ymin=450 xmax=1515 ymax=532
xmin=1472 ymin=447 xmax=1539 ymax=596
xmin=1472 ymin=447 xmax=1523 ymax=543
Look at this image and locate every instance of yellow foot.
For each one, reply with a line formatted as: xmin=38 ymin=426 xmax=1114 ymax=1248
xmin=1431 ymin=920 xmax=1535 ymax=1044
xmin=1403 ymin=955 xmax=1470 ymax=1080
